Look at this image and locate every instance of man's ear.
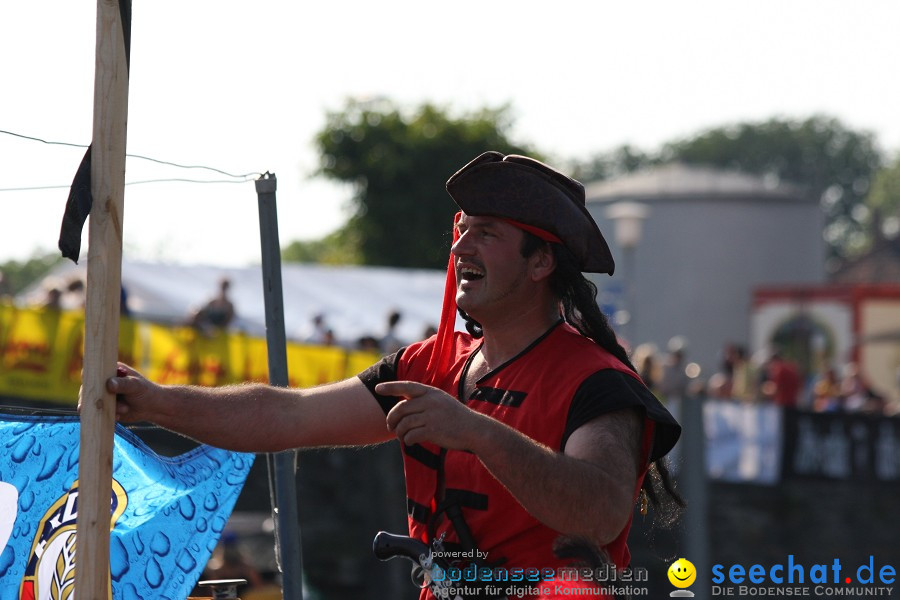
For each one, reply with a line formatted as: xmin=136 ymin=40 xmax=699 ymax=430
xmin=529 ymin=245 xmax=557 ymax=282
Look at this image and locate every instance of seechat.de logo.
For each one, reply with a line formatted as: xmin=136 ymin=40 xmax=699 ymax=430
xmin=668 ymin=558 xmax=697 ymax=597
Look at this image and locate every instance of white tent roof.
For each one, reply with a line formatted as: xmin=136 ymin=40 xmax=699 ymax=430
xmin=22 ymin=260 xmax=453 ymax=348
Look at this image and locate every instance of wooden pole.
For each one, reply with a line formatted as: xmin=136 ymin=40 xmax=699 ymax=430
xmin=75 ymin=0 xmax=130 ymax=597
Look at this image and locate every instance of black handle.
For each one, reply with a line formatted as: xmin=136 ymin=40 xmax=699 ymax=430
xmin=372 ymin=531 xmax=430 ymax=562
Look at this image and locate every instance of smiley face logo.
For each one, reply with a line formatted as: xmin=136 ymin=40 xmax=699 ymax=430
xmin=668 ymin=558 xmax=697 ymax=588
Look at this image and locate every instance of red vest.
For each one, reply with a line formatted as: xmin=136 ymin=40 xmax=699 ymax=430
xmin=396 ymin=324 xmax=653 ymax=599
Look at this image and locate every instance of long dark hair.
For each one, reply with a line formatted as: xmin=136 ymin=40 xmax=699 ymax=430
xmin=458 ymin=233 xmax=684 ymax=528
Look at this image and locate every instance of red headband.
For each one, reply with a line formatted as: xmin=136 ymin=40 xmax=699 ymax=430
xmin=500 ymin=219 xmax=562 ymax=244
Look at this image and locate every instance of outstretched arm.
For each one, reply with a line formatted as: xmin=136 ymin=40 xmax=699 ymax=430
xmin=105 ymin=363 xmax=393 ymax=453
xmin=378 ymin=380 xmax=643 ymax=545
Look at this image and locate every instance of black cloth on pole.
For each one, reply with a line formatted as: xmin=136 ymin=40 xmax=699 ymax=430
xmin=119 ymin=0 xmax=131 ymax=71
xmin=58 ymin=146 xmax=92 ymax=263
xmin=58 ymin=0 xmax=131 ymax=263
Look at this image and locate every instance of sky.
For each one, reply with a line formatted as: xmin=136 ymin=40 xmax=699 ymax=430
xmin=2 ymin=0 xmax=899 ymax=268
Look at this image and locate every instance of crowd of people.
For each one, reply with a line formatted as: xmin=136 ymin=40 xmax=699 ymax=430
xmin=633 ymin=337 xmax=892 ymax=414
xmin=182 ymin=277 xmax=431 ymax=354
xmin=10 ymin=273 xmax=132 ymax=316
xmin=13 ymin=271 xmax=421 ymax=354
xmin=300 ymin=309 xmax=436 ymax=354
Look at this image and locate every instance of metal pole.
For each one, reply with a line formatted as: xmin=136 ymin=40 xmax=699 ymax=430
xmin=680 ymin=392 xmax=710 ymax=600
xmin=624 ymin=245 xmax=636 ymax=347
xmin=256 ymin=172 xmax=304 ymax=599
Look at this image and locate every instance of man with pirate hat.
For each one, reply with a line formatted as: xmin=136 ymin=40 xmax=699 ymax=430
xmin=108 ymin=152 xmax=681 ymax=599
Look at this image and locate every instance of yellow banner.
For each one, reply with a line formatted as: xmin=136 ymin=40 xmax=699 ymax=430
xmin=0 ymin=303 xmax=380 ymax=405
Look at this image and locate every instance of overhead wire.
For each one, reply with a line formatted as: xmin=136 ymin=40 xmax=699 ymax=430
xmin=0 ymin=127 xmax=263 ymax=191
xmin=0 ymin=178 xmax=253 ymax=191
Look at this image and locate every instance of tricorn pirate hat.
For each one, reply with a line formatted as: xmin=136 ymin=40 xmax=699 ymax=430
xmin=445 ymin=151 xmax=615 ymax=274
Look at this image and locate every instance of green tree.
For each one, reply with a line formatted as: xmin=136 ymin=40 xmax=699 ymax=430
xmin=659 ymin=115 xmax=883 ymax=260
xmin=570 ymin=144 xmax=657 ymax=182
xmin=0 ymin=251 xmax=62 ymax=296
xmin=281 ymin=228 xmax=362 ymax=265
xmin=312 ymin=98 xmax=536 ymax=269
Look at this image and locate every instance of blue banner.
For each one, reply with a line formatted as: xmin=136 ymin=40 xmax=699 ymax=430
xmin=0 ymin=413 xmax=254 ymax=599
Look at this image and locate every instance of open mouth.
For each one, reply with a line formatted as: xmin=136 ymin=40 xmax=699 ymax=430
xmin=458 ymin=266 xmax=484 ymax=282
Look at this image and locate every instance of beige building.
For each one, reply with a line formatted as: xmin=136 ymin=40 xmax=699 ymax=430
xmin=585 ymin=162 xmax=825 ymax=379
